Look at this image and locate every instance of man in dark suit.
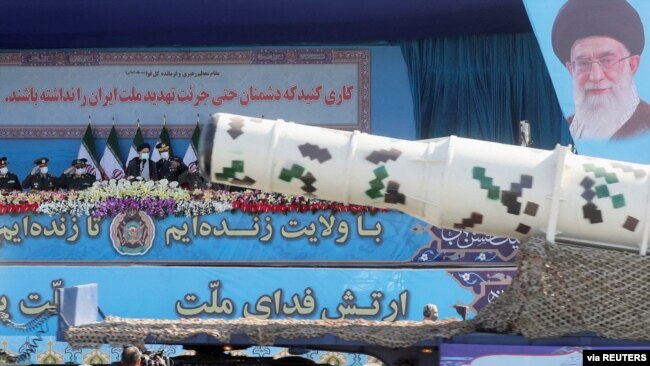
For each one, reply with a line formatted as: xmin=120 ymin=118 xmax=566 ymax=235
xmin=22 ymin=157 xmax=59 ymax=191
xmin=178 ymin=160 xmax=208 ymax=190
xmin=126 ymin=143 xmax=158 ymax=181
xmin=0 ymin=157 xmax=23 ymax=191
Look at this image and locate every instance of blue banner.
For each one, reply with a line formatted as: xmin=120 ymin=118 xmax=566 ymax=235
xmin=0 ymin=211 xmax=518 ymax=264
xmin=0 ymin=266 xmax=515 ymax=336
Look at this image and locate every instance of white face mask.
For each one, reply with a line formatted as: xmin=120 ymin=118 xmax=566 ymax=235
xmin=160 ymin=152 xmax=170 ymax=160
xmin=40 ymin=167 xmax=48 ymax=174
xmin=0 ymin=167 xmax=7 ymax=175
xmin=76 ymin=168 xmax=87 ymax=175
xmin=140 ymin=152 xmax=150 ymax=160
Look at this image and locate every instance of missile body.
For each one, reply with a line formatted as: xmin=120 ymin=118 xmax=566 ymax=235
xmin=200 ymin=113 xmax=650 ymax=254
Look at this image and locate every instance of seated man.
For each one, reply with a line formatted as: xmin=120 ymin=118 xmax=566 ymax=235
xmin=126 ymin=143 xmax=158 ymax=181
xmin=178 ymin=160 xmax=208 ymax=190
xmin=59 ymin=158 xmax=97 ymax=191
xmin=22 ymin=157 xmax=58 ymax=191
xmin=155 ymin=143 xmax=187 ymax=182
xmin=0 ymin=157 xmax=23 ymax=191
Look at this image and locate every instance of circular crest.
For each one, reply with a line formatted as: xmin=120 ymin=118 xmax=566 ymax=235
xmin=110 ymin=210 xmax=155 ymax=255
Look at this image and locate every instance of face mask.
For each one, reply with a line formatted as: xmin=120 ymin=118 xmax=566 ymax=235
xmin=160 ymin=152 xmax=170 ymax=160
xmin=76 ymin=168 xmax=87 ymax=175
xmin=140 ymin=152 xmax=150 ymax=160
xmin=40 ymin=167 xmax=48 ymax=174
xmin=0 ymin=167 xmax=7 ymax=175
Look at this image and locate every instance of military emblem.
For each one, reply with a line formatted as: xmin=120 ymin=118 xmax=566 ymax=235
xmin=110 ymin=210 xmax=155 ymax=255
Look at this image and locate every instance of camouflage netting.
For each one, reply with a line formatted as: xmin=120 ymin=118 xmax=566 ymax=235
xmin=65 ymin=317 xmax=470 ymax=349
xmin=65 ymin=236 xmax=650 ymax=348
xmin=473 ymin=236 xmax=650 ymax=341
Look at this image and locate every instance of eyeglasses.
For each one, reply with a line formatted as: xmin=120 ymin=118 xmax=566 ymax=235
xmin=571 ymin=55 xmax=634 ymax=74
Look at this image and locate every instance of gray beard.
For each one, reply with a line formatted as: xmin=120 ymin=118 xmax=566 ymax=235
xmin=572 ymin=78 xmax=639 ymax=139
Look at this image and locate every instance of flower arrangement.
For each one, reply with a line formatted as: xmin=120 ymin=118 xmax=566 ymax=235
xmin=0 ymin=179 xmax=387 ymax=219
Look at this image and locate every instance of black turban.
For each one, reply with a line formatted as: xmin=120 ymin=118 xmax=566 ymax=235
xmin=137 ymin=142 xmax=151 ymax=152
xmin=551 ymin=0 xmax=645 ymax=63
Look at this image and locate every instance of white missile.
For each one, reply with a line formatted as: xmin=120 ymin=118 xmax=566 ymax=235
xmin=200 ymin=113 xmax=650 ymax=254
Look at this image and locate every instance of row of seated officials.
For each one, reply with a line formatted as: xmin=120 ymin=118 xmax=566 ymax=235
xmin=0 ymin=143 xmax=238 ymax=192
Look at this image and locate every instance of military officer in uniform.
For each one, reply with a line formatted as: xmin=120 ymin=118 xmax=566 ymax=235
xmin=59 ymin=158 xmax=97 ymax=191
xmin=22 ymin=157 xmax=58 ymax=191
xmin=155 ymin=143 xmax=187 ymax=182
xmin=0 ymin=157 xmax=23 ymax=191
xmin=178 ymin=160 xmax=208 ymax=190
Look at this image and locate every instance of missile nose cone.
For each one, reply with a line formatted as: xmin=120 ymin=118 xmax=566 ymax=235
xmin=199 ymin=116 xmax=217 ymax=180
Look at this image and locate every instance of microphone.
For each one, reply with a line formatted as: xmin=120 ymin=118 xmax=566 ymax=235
xmin=519 ymin=120 xmax=532 ymax=147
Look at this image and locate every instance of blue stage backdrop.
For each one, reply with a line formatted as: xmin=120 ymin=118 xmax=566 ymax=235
xmin=0 ymin=46 xmax=416 ymax=180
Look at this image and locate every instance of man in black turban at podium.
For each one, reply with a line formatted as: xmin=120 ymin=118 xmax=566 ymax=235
xmin=126 ymin=143 xmax=158 ymax=181
xmin=552 ymin=0 xmax=650 ymax=139
xmin=22 ymin=157 xmax=58 ymax=191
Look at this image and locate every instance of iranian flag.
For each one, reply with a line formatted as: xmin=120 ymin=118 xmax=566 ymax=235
xmin=126 ymin=124 xmax=145 ymax=164
xmin=78 ymin=123 xmax=106 ymax=180
xmin=150 ymin=122 xmax=173 ymax=162
xmin=183 ymin=123 xmax=201 ymax=171
xmin=100 ymin=125 xmax=125 ymax=180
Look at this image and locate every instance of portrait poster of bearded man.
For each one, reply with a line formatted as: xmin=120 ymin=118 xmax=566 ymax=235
xmin=524 ymin=0 xmax=650 ymax=163
xmin=550 ymin=0 xmax=650 ymax=140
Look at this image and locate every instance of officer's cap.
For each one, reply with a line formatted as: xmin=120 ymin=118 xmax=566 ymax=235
xmin=155 ymin=142 xmax=170 ymax=152
xmin=71 ymin=158 xmax=88 ymax=167
xmin=33 ymin=157 xmax=49 ymax=166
